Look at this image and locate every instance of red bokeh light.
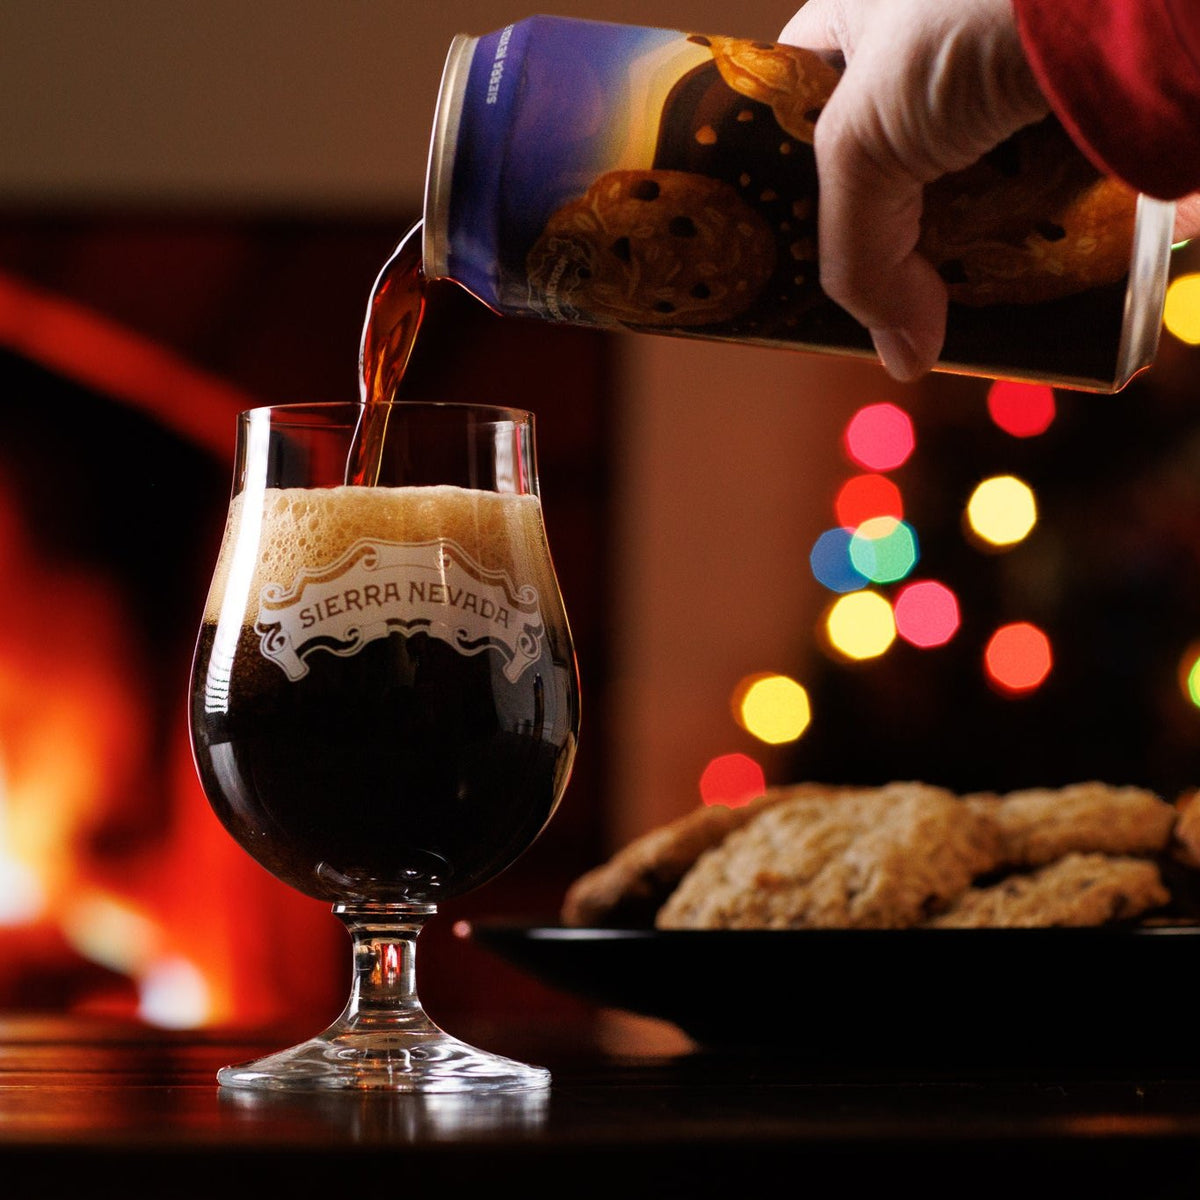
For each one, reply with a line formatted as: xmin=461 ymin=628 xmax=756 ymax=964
xmin=984 ymin=622 xmax=1053 ymax=693
xmin=699 ymin=753 xmax=766 ymax=808
xmin=894 ymin=580 xmax=960 ymax=648
xmin=835 ymin=473 xmax=904 ymax=530
xmin=986 ymin=381 xmax=1056 ymax=438
xmin=842 ymin=403 xmax=915 ymax=471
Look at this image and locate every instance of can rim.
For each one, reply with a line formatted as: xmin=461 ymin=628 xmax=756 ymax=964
xmin=423 ymin=33 xmax=477 ymax=279
xmin=1113 ymin=194 xmax=1175 ymax=390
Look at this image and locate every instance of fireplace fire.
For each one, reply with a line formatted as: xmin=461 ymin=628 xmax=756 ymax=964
xmin=0 ymin=214 xmax=611 ymax=1037
xmin=0 ymin=269 xmax=341 ymax=1030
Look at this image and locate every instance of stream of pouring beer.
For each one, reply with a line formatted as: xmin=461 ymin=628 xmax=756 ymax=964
xmin=347 ymin=220 xmax=427 ymax=486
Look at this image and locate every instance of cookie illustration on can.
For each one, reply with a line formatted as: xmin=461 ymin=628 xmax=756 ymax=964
xmin=526 ymin=169 xmax=776 ymax=327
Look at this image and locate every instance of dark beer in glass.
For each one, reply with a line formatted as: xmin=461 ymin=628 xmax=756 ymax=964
xmin=189 ymin=401 xmax=578 ymax=1091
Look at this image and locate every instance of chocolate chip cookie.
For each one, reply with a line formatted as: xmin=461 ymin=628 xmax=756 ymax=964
xmin=655 ymin=782 xmax=1002 ymax=930
xmin=560 ymin=784 xmax=831 ymax=928
xmin=964 ymin=781 xmax=1177 ymax=868
xmin=925 ymin=852 xmax=1170 ymax=928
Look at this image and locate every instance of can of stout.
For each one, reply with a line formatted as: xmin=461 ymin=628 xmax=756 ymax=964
xmin=423 ymin=15 xmax=1175 ymax=392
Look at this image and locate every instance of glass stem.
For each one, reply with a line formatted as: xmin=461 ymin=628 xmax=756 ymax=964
xmin=332 ymin=903 xmax=439 ymax=1035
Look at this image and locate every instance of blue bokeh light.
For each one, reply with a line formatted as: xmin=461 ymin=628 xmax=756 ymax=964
xmin=810 ymin=527 xmax=868 ymax=593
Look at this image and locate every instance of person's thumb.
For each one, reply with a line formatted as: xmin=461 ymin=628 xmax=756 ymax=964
xmin=1175 ymin=194 xmax=1200 ymax=245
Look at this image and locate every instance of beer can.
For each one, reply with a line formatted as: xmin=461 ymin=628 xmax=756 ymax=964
xmin=423 ymin=15 xmax=1175 ymax=392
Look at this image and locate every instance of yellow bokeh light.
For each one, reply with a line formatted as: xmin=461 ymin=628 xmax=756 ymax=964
xmin=966 ymin=475 xmax=1037 ymax=547
xmin=825 ymin=591 xmax=896 ymax=660
xmin=735 ymin=673 xmax=812 ymax=744
xmin=1164 ymin=273 xmax=1200 ymax=346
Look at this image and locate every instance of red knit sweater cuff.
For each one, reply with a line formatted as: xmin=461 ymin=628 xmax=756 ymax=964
xmin=1012 ymin=0 xmax=1200 ymax=199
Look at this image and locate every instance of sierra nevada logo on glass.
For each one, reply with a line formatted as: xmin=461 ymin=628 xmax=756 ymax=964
xmin=255 ymin=538 xmax=545 ymax=684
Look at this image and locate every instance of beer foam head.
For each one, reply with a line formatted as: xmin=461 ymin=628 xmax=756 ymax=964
xmin=205 ymin=484 xmax=549 ymax=624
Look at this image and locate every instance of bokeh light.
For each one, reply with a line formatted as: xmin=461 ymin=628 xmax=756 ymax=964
xmin=835 ymin=473 xmax=904 ymax=529
xmin=1164 ymin=273 xmax=1200 ymax=345
xmin=810 ymin=527 xmax=868 ymax=593
xmin=986 ymin=380 xmax=1056 ymax=438
xmin=849 ymin=516 xmax=918 ymax=583
xmin=984 ymin=622 xmax=1052 ymax=693
xmin=894 ymin=580 xmax=960 ymax=648
xmin=699 ymin=753 xmax=766 ymax=807
xmin=1178 ymin=642 xmax=1200 ymax=708
xmin=966 ymin=475 xmax=1038 ymax=546
xmin=734 ymin=672 xmax=812 ymax=744
xmin=842 ymin=403 xmax=915 ymax=471
xmin=825 ymin=590 xmax=896 ymax=660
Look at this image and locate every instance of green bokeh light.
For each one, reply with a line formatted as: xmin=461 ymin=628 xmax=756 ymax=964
xmin=849 ymin=517 xmax=918 ymax=584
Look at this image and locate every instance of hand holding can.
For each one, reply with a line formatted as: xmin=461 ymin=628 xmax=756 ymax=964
xmin=424 ymin=15 xmax=1174 ymax=392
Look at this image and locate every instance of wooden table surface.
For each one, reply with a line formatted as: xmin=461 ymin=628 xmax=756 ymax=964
xmin=4 ymin=1011 xmax=1200 ymax=1198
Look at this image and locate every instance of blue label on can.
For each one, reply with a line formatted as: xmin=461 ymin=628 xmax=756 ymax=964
xmin=447 ymin=17 xmax=683 ymax=307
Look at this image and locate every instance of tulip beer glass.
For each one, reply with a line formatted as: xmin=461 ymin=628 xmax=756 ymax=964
xmin=189 ymin=401 xmax=579 ymax=1091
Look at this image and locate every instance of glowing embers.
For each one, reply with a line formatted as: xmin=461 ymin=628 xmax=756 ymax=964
xmin=842 ymin=402 xmax=914 ymax=471
xmin=699 ymin=753 xmax=766 ymax=807
xmin=984 ymin=622 xmax=1053 ymax=694
xmin=894 ymin=580 xmax=960 ymax=648
xmin=825 ymin=590 xmax=896 ymax=660
xmin=986 ymin=380 xmax=1056 ymax=438
xmin=59 ymin=894 xmax=213 ymax=1028
xmin=733 ymin=672 xmax=812 ymax=745
xmin=966 ymin=475 xmax=1038 ymax=547
xmin=1164 ymin=273 xmax=1200 ymax=345
xmin=0 ymin=853 xmax=42 ymax=925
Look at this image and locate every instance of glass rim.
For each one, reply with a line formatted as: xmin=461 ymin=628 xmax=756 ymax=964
xmin=238 ymin=400 xmax=535 ymax=426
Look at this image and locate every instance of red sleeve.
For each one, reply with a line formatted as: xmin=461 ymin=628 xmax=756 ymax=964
xmin=1012 ymin=0 xmax=1200 ymax=199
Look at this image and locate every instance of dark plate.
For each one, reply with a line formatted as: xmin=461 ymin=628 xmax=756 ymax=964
xmin=463 ymin=921 xmax=1200 ymax=1069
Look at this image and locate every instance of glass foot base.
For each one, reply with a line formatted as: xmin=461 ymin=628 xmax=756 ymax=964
xmin=216 ymin=1027 xmax=550 ymax=1093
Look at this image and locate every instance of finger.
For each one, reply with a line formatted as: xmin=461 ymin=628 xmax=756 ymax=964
xmin=864 ymin=265 xmax=948 ymax=381
xmin=813 ymin=101 xmax=948 ymax=377
xmin=778 ymin=0 xmax=846 ymax=52
xmin=1174 ymin=194 xmax=1200 ymax=245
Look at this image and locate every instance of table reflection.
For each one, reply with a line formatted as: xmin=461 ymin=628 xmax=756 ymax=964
xmin=218 ymin=1084 xmax=549 ymax=1142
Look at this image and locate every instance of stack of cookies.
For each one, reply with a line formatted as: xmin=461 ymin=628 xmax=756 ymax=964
xmin=561 ymin=781 xmax=1200 ymax=930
